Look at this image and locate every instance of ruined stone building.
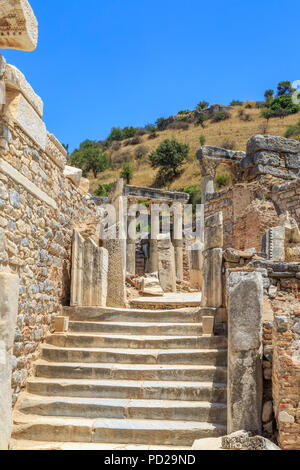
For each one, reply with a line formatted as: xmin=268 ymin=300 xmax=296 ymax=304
xmin=0 ymin=0 xmax=299 ymax=451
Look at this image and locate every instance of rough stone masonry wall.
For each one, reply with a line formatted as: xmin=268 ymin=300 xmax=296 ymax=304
xmin=205 ymin=177 xmax=280 ymax=251
xmin=0 ymin=117 xmax=100 ymax=403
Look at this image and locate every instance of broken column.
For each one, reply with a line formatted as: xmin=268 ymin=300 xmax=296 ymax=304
xmin=104 ymin=179 xmax=127 ymax=308
xmin=126 ymin=208 xmax=136 ymax=276
xmin=157 ymin=234 xmax=177 ymax=293
xmin=227 ymin=271 xmax=263 ymax=435
xmin=189 ymin=241 xmax=203 ymax=290
xmin=201 ymin=212 xmax=223 ymax=308
xmin=149 ymin=203 xmax=160 ymax=273
xmin=173 ymin=203 xmax=183 ymax=281
xmin=70 ymin=230 xmax=108 ymax=308
xmin=0 ymin=271 xmax=19 ymax=450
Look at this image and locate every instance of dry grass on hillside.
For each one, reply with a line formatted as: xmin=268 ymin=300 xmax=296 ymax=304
xmin=89 ymin=105 xmax=300 ymax=193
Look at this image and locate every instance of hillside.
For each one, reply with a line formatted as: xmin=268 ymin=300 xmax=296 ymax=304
xmin=88 ymin=104 xmax=300 ymax=194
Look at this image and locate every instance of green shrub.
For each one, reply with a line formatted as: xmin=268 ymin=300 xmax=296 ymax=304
xmin=230 ymin=100 xmax=243 ymax=106
xmin=149 ymin=139 xmax=189 ymax=178
xmin=216 ymin=174 xmax=230 ymax=189
xmin=196 ymin=101 xmax=209 ymax=111
xmin=155 ymin=117 xmax=169 ymax=131
xmin=199 ymin=135 xmax=206 ymax=146
xmin=261 ymin=93 xmax=299 ymax=119
xmin=94 ymin=183 xmax=114 ymax=197
xmin=69 ymin=140 xmax=110 ymax=178
xmin=120 ymin=163 xmax=134 ymax=184
xmin=211 ymin=110 xmax=231 ymax=123
xmin=284 ymin=119 xmax=300 ymax=139
xmin=183 ymin=184 xmax=202 ymax=206
xmin=195 ymin=113 xmax=208 ymax=128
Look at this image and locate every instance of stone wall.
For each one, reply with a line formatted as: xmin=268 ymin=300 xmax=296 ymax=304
xmin=0 ymin=115 xmax=100 ymax=403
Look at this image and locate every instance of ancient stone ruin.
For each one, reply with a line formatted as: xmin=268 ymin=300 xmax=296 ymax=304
xmin=0 ymin=0 xmax=300 ymax=451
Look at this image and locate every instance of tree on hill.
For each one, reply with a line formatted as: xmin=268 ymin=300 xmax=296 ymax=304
xmin=196 ymin=101 xmax=209 ymax=111
xmin=149 ymin=139 xmax=189 ymax=178
xmin=277 ymin=81 xmax=295 ymax=96
xmin=120 ymin=163 xmax=134 ymax=184
xmin=264 ymin=89 xmax=274 ymax=105
xmin=70 ymin=140 xmax=110 ymax=178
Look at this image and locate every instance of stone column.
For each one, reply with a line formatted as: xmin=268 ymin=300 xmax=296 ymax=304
xmin=227 ymin=271 xmax=263 ymax=435
xmin=149 ymin=203 xmax=160 ymax=273
xmin=201 ymin=175 xmax=215 ymax=204
xmin=173 ymin=203 xmax=183 ymax=281
xmin=189 ymin=241 xmax=203 ymax=290
xmin=200 ymin=160 xmax=218 ymax=203
xmin=201 ymin=212 xmax=223 ymax=308
xmin=70 ymin=230 xmax=84 ymax=307
xmin=157 ymin=234 xmax=177 ymax=293
xmin=105 ymin=223 xmax=127 ymax=308
xmin=126 ymin=210 xmax=136 ymax=276
xmin=0 ymin=271 xmax=19 ymax=450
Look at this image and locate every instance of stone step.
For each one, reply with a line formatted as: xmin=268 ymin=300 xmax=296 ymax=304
xmin=34 ymin=360 xmax=227 ymax=382
xmin=10 ymin=440 xmax=191 ymax=450
xmin=46 ymin=333 xmax=227 ymax=350
xmin=12 ymin=413 xmax=226 ymax=446
xmin=41 ymin=345 xmax=227 ymax=366
xmin=69 ymin=321 xmax=203 ymax=336
xmin=26 ymin=377 xmax=227 ymax=402
xmin=16 ymin=394 xmax=227 ymax=423
xmin=63 ymin=306 xmax=205 ymax=323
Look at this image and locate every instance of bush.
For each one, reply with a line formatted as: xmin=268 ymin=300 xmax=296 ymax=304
xmin=145 ymin=124 xmax=156 ymax=133
xmin=94 ymin=183 xmax=114 ymax=197
xmin=111 ymin=149 xmax=131 ymax=169
xmin=244 ymin=100 xmax=256 ymax=109
xmin=183 ymin=184 xmax=202 ymax=206
xmin=148 ymin=132 xmax=158 ymax=140
xmin=136 ymin=128 xmax=148 ymax=136
xmin=155 ymin=117 xmax=169 ymax=131
xmin=238 ymin=109 xmax=252 ymax=121
xmin=110 ymin=141 xmax=122 ymax=151
xmin=230 ymin=100 xmax=243 ymax=106
xmin=124 ymin=136 xmax=142 ymax=146
xmin=211 ymin=110 xmax=231 ymax=123
xmin=167 ymin=121 xmax=189 ymax=130
xmin=199 ymin=135 xmax=206 ymax=146
xmin=120 ymin=163 xmax=134 ymax=184
xmin=196 ymin=101 xmax=209 ymax=111
xmin=107 ymin=126 xmax=138 ymax=143
xmin=69 ymin=140 xmax=110 ymax=178
xmin=135 ymin=145 xmax=149 ymax=160
xmin=216 ymin=174 xmax=230 ymax=189
xmin=261 ymin=94 xmax=300 ymax=119
xmin=221 ymin=139 xmax=236 ymax=150
xmin=284 ymin=119 xmax=300 ymax=139
xmin=149 ymin=139 xmax=189 ymax=178
xmin=195 ymin=112 xmax=208 ymax=128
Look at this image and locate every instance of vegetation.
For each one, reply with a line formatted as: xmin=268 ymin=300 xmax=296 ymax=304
xmin=196 ymin=101 xmax=209 ymax=111
xmin=230 ymin=100 xmax=243 ymax=106
xmin=211 ymin=110 xmax=231 ymax=123
xmin=70 ymin=140 xmax=109 ymax=178
xmin=284 ymin=119 xmax=300 ymax=139
xmin=216 ymin=174 xmax=230 ymax=189
xmin=149 ymin=139 xmax=189 ymax=178
xmin=94 ymin=182 xmax=114 ymax=197
xmin=199 ymin=135 xmax=206 ymax=146
xmin=183 ymin=184 xmax=202 ymax=206
xmin=107 ymin=126 xmax=138 ymax=143
xmin=120 ymin=163 xmax=134 ymax=184
xmin=262 ymin=81 xmax=299 ymax=120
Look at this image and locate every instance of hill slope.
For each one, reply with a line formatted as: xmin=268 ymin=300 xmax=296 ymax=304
xmin=89 ymin=105 xmax=300 ymax=194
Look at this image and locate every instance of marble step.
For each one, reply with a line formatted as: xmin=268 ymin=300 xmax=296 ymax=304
xmin=34 ymin=360 xmax=227 ymax=382
xmin=69 ymin=321 xmax=203 ymax=336
xmin=41 ymin=344 xmax=228 ymax=366
xmin=26 ymin=377 xmax=227 ymax=402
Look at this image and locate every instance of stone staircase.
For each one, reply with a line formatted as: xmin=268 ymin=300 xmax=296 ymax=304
xmin=11 ymin=306 xmax=228 ymax=450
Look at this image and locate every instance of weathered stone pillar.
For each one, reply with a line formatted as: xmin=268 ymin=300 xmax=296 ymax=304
xmin=173 ymin=203 xmax=183 ymax=281
xmin=227 ymin=271 xmax=263 ymax=435
xmin=201 ymin=212 xmax=223 ymax=307
xmin=70 ymin=230 xmax=84 ymax=307
xmin=70 ymin=231 xmax=108 ymax=308
xmin=126 ymin=211 xmax=136 ymax=276
xmin=149 ymin=203 xmax=160 ymax=273
xmin=105 ymin=179 xmax=127 ymax=307
xmin=201 ymin=175 xmax=215 ymax=204
xmin=0 ymin=271 xmax=19 ymax=450
xmin=157 ymin=234 xmax=176 ymax=292
xmin=189 ymin=241 xmax=203 ymax=290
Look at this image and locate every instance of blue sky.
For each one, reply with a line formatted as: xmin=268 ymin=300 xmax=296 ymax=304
xmin=2 ymin=0 xmax=300 ymax=151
